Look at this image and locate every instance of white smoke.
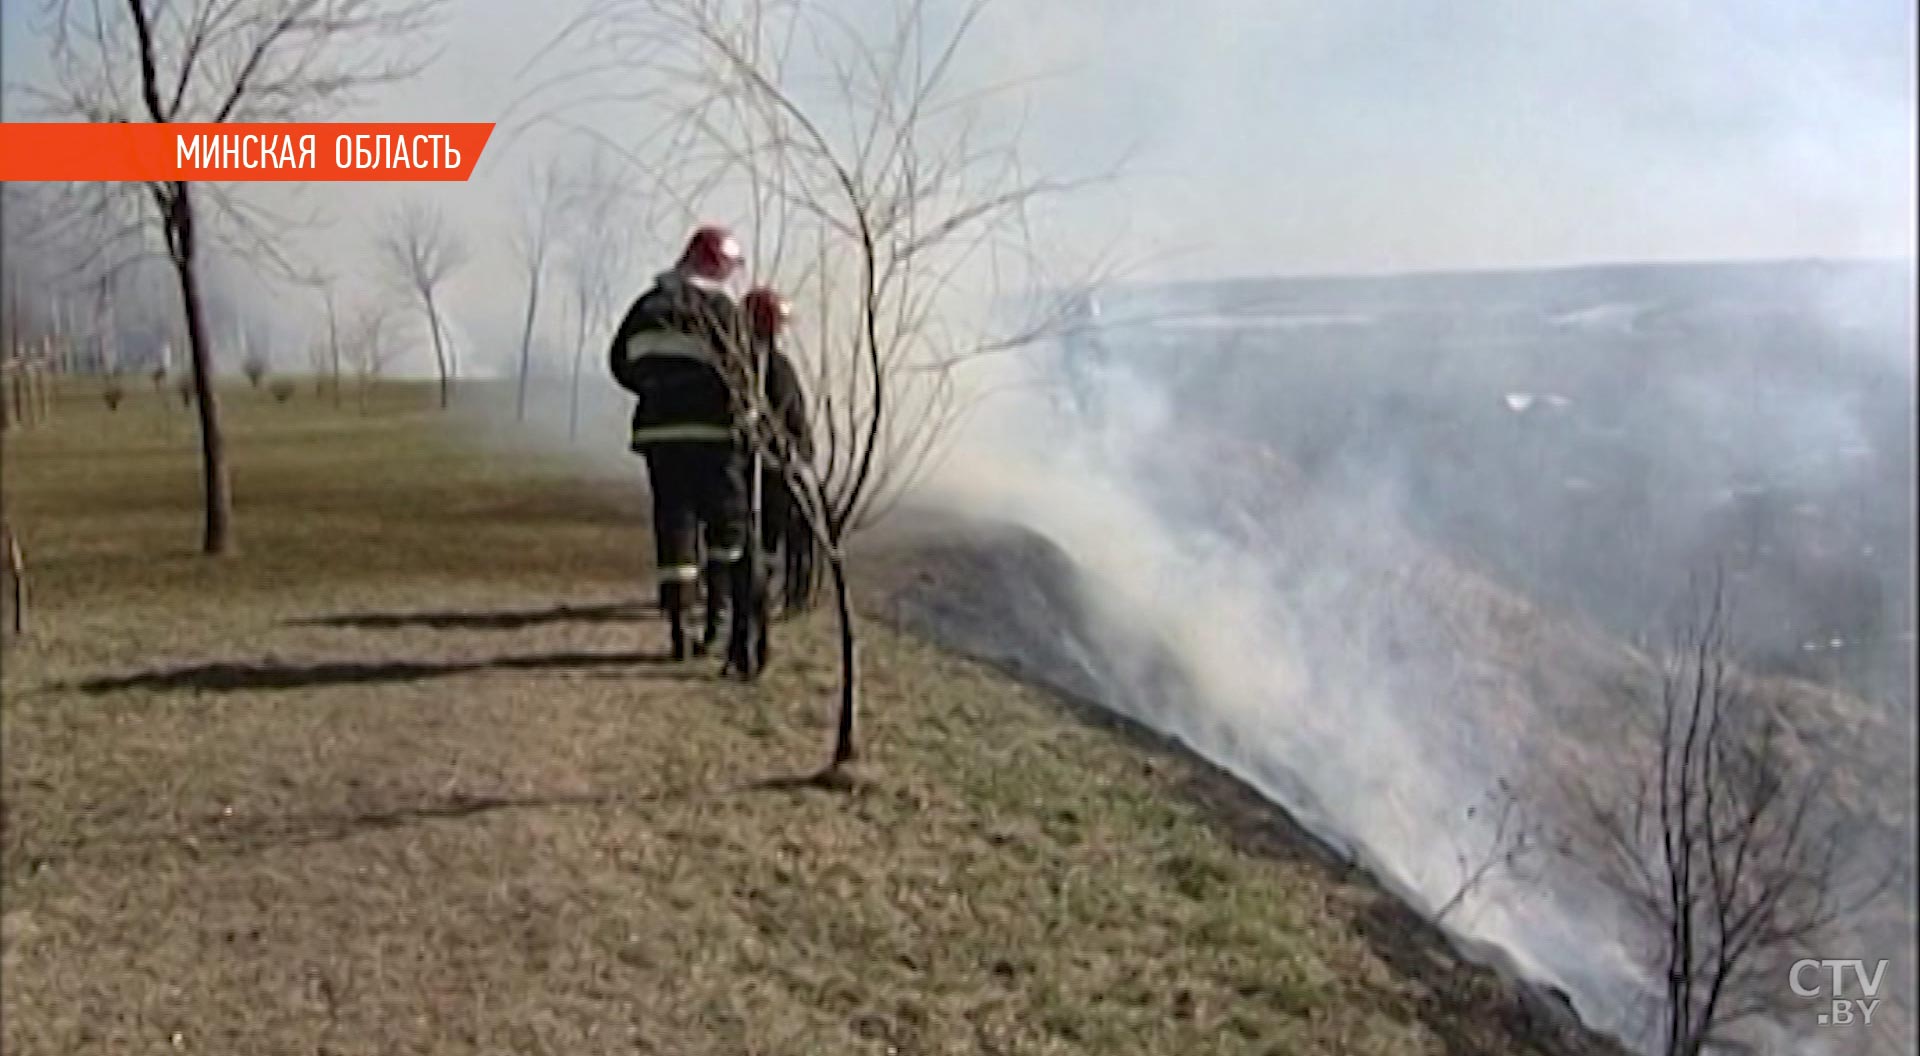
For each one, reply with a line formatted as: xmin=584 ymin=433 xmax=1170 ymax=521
xmin=922 ymin=333 xmax=1664 ymax=1040
xmin=912 ymin=263 xmax=1914 ymax=1053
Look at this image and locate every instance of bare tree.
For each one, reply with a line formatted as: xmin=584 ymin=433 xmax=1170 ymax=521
xmin=25 ymin=0 xmax=444 ymax=554
xmin=1570 ymin=578 xmax=1882 ymax=1056
xmin=341 ymin=301 xmax=397 ymax=412
xmin=325 ymin=287 xmax=345 ymax=406
xmin=376 ymin=199 xmax=467 ymax=409
xmin=510 ymin=163 xmax=567 ymax=422
xmin=1434 ymin=777 xmax=1558 ymax=925
xmin=77 ymin=273 xmax=121 ymax=377
xmin=2 ymin=519 xmax=25 ymax=638
xmin=301 ymin=269 xmax=347 ymax=405
xmin=541 ymin=0 xmax=1106 ymax=770
xmin=0 ymin=272 xmax=18 ymax=635
xmin=303 ymin=335 xmax=329 ymax=393
xmin=239 ymin=318 xmax=270 ymax=388
xmin=556 ymin=164 xmax=629 ymax=442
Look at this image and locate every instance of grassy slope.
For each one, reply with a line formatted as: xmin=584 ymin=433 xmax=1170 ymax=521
xmin=2 ymin=381 xmax=1618 ymax=1055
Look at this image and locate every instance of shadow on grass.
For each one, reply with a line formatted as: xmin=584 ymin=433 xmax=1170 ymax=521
xmin=71 ymin=649 xmax=689 ymax=694
xmin=15 ymin=776 xmax=848 ymax=873
xmin=289 ymin=600 xmax=659 ymax=631
xmin=212 ymin=789 xmax=647 ymax=852
xmin=742 ymin=767 xmax=862 ymax=795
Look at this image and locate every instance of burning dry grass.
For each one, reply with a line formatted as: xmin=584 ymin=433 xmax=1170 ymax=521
xmin=3 ymin=381 xmax=1619 ymax=1054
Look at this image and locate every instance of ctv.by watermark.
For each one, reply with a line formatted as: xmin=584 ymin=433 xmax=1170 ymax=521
xmin=1791 ymin=959 xmax=1889 ymax=1026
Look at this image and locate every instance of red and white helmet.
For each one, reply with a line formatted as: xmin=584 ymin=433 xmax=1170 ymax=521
xmin=743 ymin=285 xmax=791 ymax=338
xmin=679 ymin=224 xmax=744 ymax=282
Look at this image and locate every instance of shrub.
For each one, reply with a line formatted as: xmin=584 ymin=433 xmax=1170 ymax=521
xmin=269 ymin=379 xmax=295 ymax=404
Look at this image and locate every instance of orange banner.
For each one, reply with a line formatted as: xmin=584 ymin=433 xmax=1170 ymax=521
xmin=0 ymin=123 xmax=495 ymax=182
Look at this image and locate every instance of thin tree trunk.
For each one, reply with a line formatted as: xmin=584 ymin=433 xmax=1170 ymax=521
xmin=171 ymin=187 xmax=233 ymax=556
xmin=516 ymin=271 xmax=540 ymax=422
xmin=567 ymin=342 xmax=582 ymax=441
xmin=567 ymin=307 xmax=587 ymax=442
xmin=2 ymin=295 xmax=11 ymax=435
xmin=1 ymin=408 xmax=15 ymax=636
xmin=829 ymin=554 xmax=856 ymax=767
xmin=325 ymin=291 xmax=341 ymax=406
xmin=423 ymin=289 xmax=451 ymax=409
xmin=3 ymin=520 xmax=24 ymax=638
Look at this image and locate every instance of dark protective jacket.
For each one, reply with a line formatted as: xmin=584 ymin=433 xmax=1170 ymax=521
xmin=608 ymin=270 xmax=750 ymax=449
xmin=757 ymin=339 xmax=814 ymax=463
xmin=750 ymin=338 xmax=818 ymax=607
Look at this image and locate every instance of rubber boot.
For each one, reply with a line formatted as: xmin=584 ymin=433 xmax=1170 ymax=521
xmin=783 ymin=533 xmax=816 ymax=615
xmin=696 ymin=559 xmax=730 ymax=656
xmin=724 ymin=554 xmax=768 ymax=680
xmin=662 ymin=581 xmax=691 ymax=661
xmin=667 ymin=603 xmax=689 ymax=661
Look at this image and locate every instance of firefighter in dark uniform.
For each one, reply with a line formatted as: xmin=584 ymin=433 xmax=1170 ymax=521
xmin=741 ymin=286 xmax=819 ymax=615
xmin=607 ymin=225 xmax=755 ymax=664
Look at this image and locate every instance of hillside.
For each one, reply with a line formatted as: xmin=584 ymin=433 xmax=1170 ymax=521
xmin=892 ymin=409 xmax=1913 ymax=1055
xmin=1 ymin=382 xmax=1627 ymax=1055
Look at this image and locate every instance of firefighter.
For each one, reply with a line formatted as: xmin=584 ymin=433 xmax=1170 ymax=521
xmin=607 ymin=225 xmax=756 ymax=665
xmin=741 ymin=285 xmax=818 ymax=615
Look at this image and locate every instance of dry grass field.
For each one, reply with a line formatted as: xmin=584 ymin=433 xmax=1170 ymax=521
xmin=1 ymin=379 xmax=1622 ymax=1054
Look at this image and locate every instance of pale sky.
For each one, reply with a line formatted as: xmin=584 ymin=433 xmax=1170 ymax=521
xmin=970 ymin=0 xmax=1917 ymax=277
xmin=3 ymin=0 xmax=1914 ymax=366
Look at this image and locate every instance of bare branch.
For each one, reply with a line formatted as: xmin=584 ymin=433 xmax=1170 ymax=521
xmin=533 ymin=0 xmax=1114 ymax=764
xmin=1565 ymin=578 xmax=1885 ymax=1054
xmin=373 ymin=198 xmax=466 ymax=407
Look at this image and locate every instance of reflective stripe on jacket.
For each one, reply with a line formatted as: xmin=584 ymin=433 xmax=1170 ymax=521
xmin=631 ymin=421 xmax=737 ymax=445
xmin=609 ymin=270 xmax=748 ymax=445
xmin=620 ymin=329 xmax=719 ymax=370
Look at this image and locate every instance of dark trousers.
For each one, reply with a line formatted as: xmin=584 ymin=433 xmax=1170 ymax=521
xmin=642 ymin=442 xmax=749 ymax=613
xmin=759 ymin=461 xmax=817 ymax=611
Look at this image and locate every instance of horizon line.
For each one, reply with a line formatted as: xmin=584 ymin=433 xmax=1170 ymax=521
xmin=1134 ymin=253 xmax=1917 ymax=292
